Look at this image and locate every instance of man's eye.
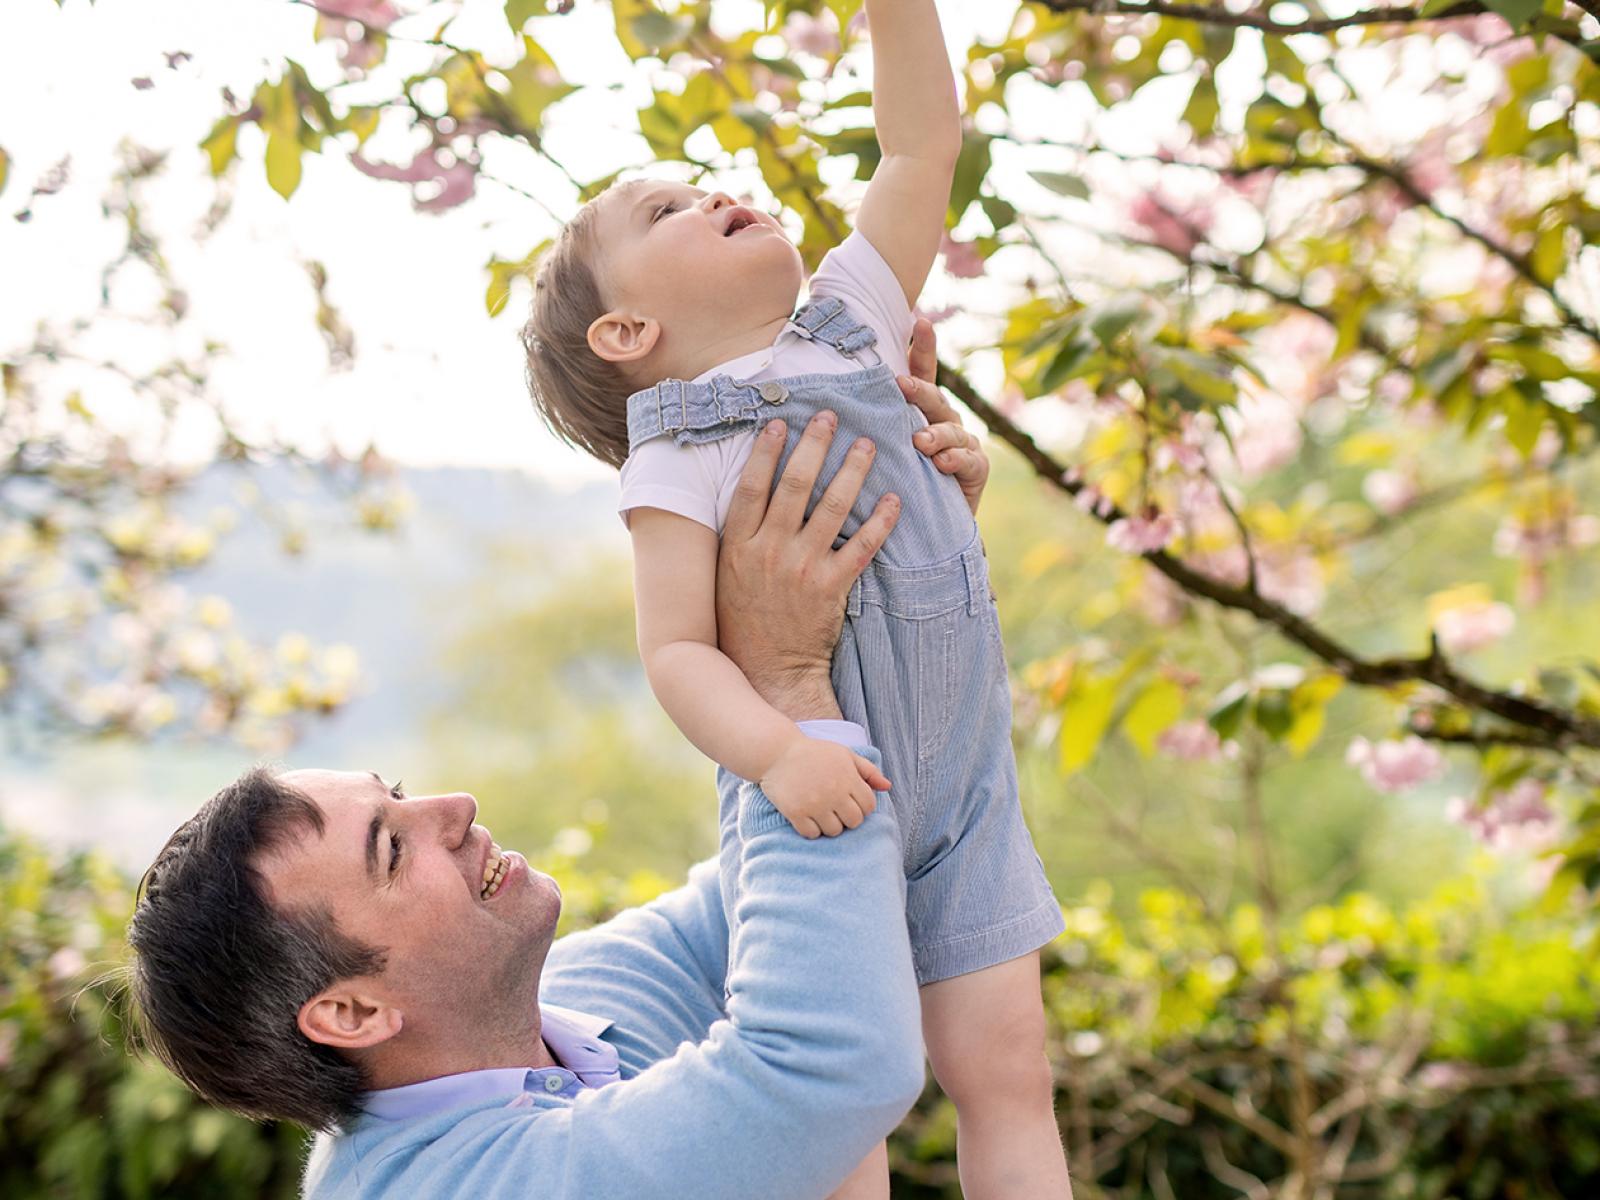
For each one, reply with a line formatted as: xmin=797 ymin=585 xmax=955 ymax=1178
xmin=390 ymin=832 xmax=403 ymax=876
xmin=390 ymin=780 xmax=406 ymax=800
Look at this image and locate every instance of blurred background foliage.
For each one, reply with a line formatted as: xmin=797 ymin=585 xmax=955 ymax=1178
xmin=5 ymin=0 xmax=1600 ymax=1195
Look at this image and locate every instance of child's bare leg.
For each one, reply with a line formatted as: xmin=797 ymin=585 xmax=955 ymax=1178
xmin=826 ymin=1140 xmax=889 ymax=1200
xmin=920 ymin=950 xmax=1072 ymax=1199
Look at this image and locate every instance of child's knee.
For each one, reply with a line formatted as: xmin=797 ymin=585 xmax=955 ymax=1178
xmin=928 ymin=1004 xmax=1054 ymax=1109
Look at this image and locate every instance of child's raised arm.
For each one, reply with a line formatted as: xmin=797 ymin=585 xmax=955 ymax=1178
xmin=852 ymin=0 xmax=964 ymax=312
xmin=629 ymin=505 xmax=884 ymax=838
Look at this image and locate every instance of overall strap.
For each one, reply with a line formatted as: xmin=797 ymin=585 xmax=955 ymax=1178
xmin=625 ymin=373 xmax=792 ymax=455
xmin=785 ymin=295 xmax=878 ymax=359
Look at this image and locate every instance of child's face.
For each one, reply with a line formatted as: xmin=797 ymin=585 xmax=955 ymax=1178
xmin=587 ymin=180 xmax=803 ymax=378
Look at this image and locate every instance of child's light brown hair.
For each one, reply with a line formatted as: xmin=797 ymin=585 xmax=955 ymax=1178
xmin=520 ymin=182 xmax=637 ymax=470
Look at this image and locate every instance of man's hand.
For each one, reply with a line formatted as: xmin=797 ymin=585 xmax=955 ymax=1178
xmin=760 ymin=734 xmax=888 ymax=839
xmin=716 ymin=412 xmax=900 ymax=720
xmin=896 ymin=316 xmax=990 ymax=516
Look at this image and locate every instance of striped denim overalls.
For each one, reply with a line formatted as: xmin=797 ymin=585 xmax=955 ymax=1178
xmin=625 ymin=295 xmax=1064 ymax=986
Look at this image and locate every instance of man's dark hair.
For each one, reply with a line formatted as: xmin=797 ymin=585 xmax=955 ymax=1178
xmin=125 ymin=766 xmax=387 ymax=1133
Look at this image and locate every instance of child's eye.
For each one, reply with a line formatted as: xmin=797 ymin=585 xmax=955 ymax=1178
xmin=652 ymin=202 xmax=676 ymax=223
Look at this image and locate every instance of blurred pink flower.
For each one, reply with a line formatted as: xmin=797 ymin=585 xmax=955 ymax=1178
xmin=351 ymin=146 xmax=477 ymax=211
xmin=1157 ymin=719 xmax=1222 ymax=761
xmin=1135 ymin=569 xmax=1188 ymax=626
xmin=1362 ymin=469 xmax=1418 ymax=516
xmin=1127 ymin=191 xmax=1212 ymax=259
xmin=913 ymin=303 xmax=958 ymax=325
xmin=1073 ymin=485 xmax=1115 ymax=519
xmin=784 ymin=12 xmax=840 ymax=57
xmin=320 ymin=0 xmax=399 ymax=28
xmin=1226 ymin=394 xmax=1302 ymax=479
xmin=1434 ymin=599 xmax=1514 ymax=654
xmin=1106 ymin=512 xmax=1177 ymax=554
xmin=940 ymin=232 xmax=986 ymax=279
xmin=1257 ymin=548 xmax=1325 ymax=617
xmin=1346 ymin=735 xmax=1445 ymax=793
xmin=846 ymin=8 xmax=869 ymax=38
xmin=1222 ymin=169 xmax=1277 ymax=206
xmin=1446 ymin=778 xmax=1557 ymax=851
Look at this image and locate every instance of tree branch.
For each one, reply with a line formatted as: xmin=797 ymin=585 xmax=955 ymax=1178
xmin=936 ymin=360 xmax=1600 ymax=749
xmin=1035 ymin=0 xmax=1587 ymax=52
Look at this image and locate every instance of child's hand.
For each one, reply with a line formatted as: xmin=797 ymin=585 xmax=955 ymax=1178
xmin=760 ymin=736 xmax=890 ymax=839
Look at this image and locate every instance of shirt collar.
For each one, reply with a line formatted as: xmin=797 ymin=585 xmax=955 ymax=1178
xmin=361 ymin=1003 xmax=619 ymax=1121
xmin=689 ymin=315 xmax=808 ymax=384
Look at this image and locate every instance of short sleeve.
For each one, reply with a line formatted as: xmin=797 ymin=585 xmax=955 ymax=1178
xmin=617 ymin=437 xmax=721 ymax=532
xmin=806 ymin=228 xmax=917 ymax=379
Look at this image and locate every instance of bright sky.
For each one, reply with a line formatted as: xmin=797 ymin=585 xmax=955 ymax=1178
xmin=3 ymin=3 xmax=1036 ymax=489
xmin=3 ymin=0 xmax=1195 ymax=484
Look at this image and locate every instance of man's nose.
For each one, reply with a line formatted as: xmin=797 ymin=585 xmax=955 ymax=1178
xmin=424 ymin=792 xmax=477 ymax=843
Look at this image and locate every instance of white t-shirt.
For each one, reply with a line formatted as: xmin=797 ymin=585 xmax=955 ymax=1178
xmin=617 ymin=228 xmax=919 ymax=533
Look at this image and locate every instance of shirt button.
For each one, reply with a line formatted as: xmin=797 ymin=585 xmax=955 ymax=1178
xmin=544 ymin=1074 xmax=565 ymax=1093
xmin=758 ymin=381 xmax=788 ymax=404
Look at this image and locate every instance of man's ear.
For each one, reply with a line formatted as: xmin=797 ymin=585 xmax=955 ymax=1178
xmin=587 ymin=309 xmax=661 ymax=366
xmin=299 ymin=984 xmax=403 ymax=1051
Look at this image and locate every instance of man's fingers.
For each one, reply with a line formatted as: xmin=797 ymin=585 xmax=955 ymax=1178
xmin=907 ymin=316 xmax=936 ymax=382
xmin=722 ymin=419 xmax=786 ymax=544
xmin=898 ymin=373 xmax=960 ymax=428
xmin=767 ymin=410 xmax=837 ymax=531
xmin=831 ymin=494 xmax=900 ymax=589
xmin=913 ymin=421 xmax=972 ymax=459
xmin=803 ymin=435 xmax=875 ymax=551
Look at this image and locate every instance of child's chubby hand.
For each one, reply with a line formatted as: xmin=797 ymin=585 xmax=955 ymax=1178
xmin=759 ymin=734 xmax=892 ymax=839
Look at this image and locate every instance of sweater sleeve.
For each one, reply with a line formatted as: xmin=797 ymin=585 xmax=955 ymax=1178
xmin=390 ymin=746 xmax=922 ymax=1200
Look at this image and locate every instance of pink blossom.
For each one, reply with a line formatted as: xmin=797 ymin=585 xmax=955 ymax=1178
xmin=1157 ymin=719 xmax=1222 ymax=761
xmin=1362 ymin=469 xmax=1418 ymax=516
xmin=1345 ymin=735 xmax=1446 ymax=794
xmin=1446 ymin=779 xmax=1557 ymax=851
xmin=846 ymin=8 xmax=869 ymax=38
xmin=940 ymin=232 xmax=986 ymax=279
xmin=1153 ymin=410 xmax=1216 ymax=474
xmin=784 ymin=12 xmax=840 ymax=57
xmin=1434 ymin=599 xmax=1514 ymax=654
xmin=1127 ymin=191 xmax=1212 ymax=259
xmin=913 ymin=303 xmax=958 ymax=326
xmin=351 ymin=146 xmax=477 ymax=212
xmin=1222 ymin=169 xmax=1276 ymax=206
xmin=318 ymin=0 xmax=399 ymax=28
xmin=1106 ymin=512 xmax=1177 ymax=554
xmin=1257 ymin=548 xmax=1325 ymax=617
xmin=1073 ymin=485 xmax=1115 ymax=519
xmin=1226 ymin=394 xmax=1302 ymax=479
xmin=1136 ymin=569 xmax=1188 ymax=626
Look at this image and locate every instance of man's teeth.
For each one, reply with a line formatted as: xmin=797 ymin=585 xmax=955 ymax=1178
xmin=481 ymin=844 xmax=510 ymax=899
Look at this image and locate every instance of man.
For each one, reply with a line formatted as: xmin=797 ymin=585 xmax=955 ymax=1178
xmin=125 ymin=336 xmax=998 ymax=1199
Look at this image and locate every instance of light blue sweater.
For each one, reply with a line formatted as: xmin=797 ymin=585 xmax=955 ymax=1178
xmin=301 ymin=743 xmax=923 ymax=1199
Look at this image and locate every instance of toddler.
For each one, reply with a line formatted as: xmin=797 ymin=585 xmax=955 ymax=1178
xmin=522 ymin=3 xmax=1070 ymax=1196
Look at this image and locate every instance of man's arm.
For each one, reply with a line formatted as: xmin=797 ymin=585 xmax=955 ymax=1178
xmin=854 ymin=0 xmax=962 ymax=310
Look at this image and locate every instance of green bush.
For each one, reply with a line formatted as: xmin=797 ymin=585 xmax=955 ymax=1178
xmin=4 ymin=829 xmax=1596 ymax=1198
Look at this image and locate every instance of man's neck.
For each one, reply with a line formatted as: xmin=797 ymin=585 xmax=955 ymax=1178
xmin=365 ymin=1008 xmax=560 ymax=1091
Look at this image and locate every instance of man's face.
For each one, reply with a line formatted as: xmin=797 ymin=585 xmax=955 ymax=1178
xmin=588 ymin=179 xmax=804 ymax=368
xmin=260 ymin=770 xmax=562 ymax=1050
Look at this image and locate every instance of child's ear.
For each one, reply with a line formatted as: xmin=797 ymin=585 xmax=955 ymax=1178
xmin=588 ymin=310 xmax=661 ymax=365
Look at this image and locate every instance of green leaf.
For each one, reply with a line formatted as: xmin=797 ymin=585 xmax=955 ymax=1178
xmin=1060 ymin=667 xmax=1120 ymax=775
xmin=505 ymin=0 xmax=543 ymax=33
xmin=1182 ymin=76 xmax=1219 ymax=138
xmin=1502 ymin=386 xmax=1546 ymax=459
xmin=980 ymin=195 xmax=1018 ymax=232
xmin=631 ymin=9 xmax=690 ymax=51
xmin=1285 ymin=675 xmax=1343 ymax=756
xmin=264 ymin=129 xmax=302 ymax=199
xmin=1486 ymin=0 xmax=1541 ymax=27
xmin=200 ymin=117 xmax=238 ymax=177
xmin=0 ymin=146 xmax=9 ymax=196
xmin=1532 ymin=223 xmax=1567 ymax=285
xmin=1087 ymin=295 xmax=1145 ymax=347
xmin=1252 ymin=691 xmax=1293 ymax=740
xmin=484 ymin=242 xmax=549 ymax=317
xmin=1208 ymin=682 xmax=1249 ymax=740
xmin=1029 ymin=170 xmax=1089 ymax=201
xmin=1123 ymin=677 xmax=1184 ymax=756
xmin=949 ymin=132 xmax=993 ymax=222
